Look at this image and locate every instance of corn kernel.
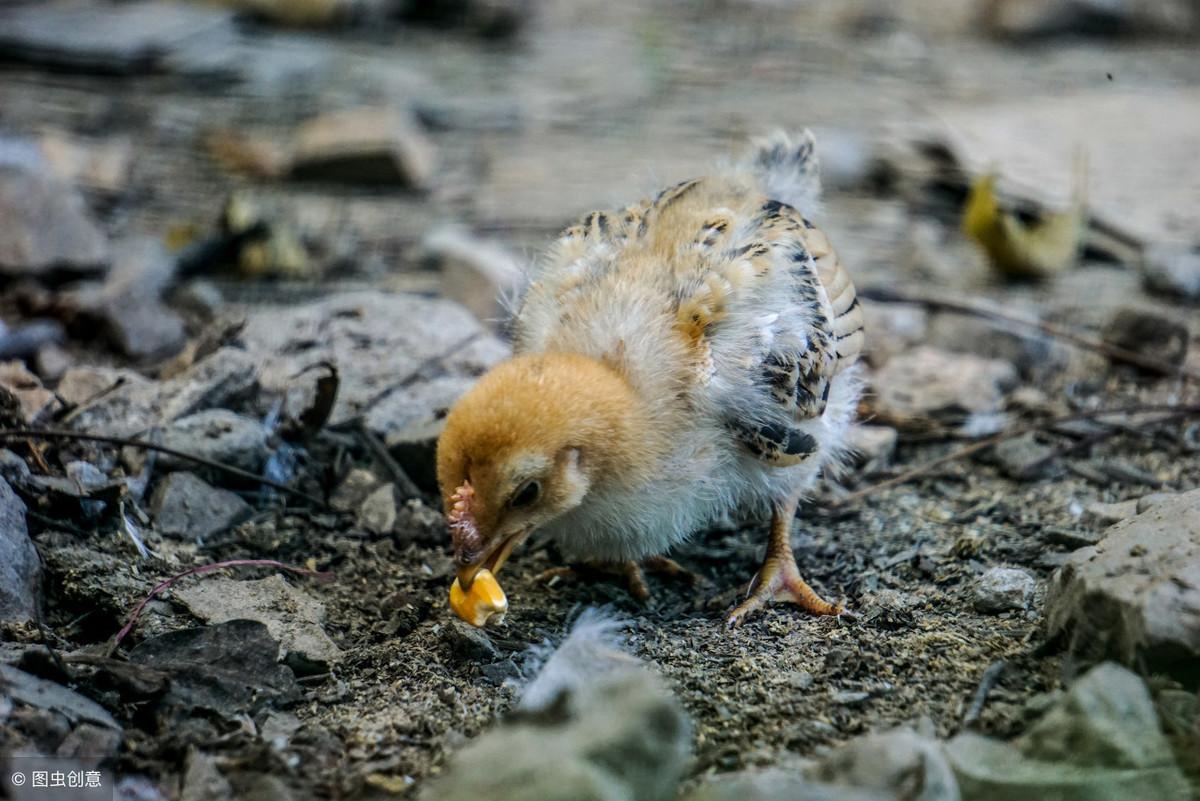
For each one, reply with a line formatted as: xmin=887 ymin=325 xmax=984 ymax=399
xmin=448 ymin=568 xmax=508 ymax=627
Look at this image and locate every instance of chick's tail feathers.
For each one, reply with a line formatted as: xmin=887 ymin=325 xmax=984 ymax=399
xmin=740 ymin=129 xmax=822 ymax=217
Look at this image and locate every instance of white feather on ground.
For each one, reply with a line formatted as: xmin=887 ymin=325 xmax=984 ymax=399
xmin=518 ymin=608 xmax=638 ymax=712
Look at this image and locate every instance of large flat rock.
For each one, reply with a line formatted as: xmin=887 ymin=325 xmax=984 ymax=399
xmin=238 ymin=291 xmax=508 ymax=427
xmin=1044 ymin=488 xmax=1200 ymax=679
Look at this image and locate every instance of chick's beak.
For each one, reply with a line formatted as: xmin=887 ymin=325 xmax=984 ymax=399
xmin=455 ymin=528 xmax=531 ymax=590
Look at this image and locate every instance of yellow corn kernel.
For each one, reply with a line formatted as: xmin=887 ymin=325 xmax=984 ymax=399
xmin=448 ymin=568 xmax=508 ymax=627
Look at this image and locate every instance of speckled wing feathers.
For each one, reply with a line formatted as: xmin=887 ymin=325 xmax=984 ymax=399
xmin=513 ymin=156 xmax=863 ymax=469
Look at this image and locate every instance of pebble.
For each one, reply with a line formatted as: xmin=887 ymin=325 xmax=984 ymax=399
xmin=175 ymin=575 xmax=343 ymax=670
xmin=846 ymin=424 xmax=898 ymax=467
xmin=331 ymin=468 xmax=383 ymax=512
xmin=974 ymin=566 xmax=1035 ymax=613
xmin=808 ymin=726 xmax=958 ymax=801
xmin=0 ymin=477 xmax=39 ymax=623
xmin=159 ymin=409 xmax=270 ymax=473
xmin=357 ymin=483 xmax=398 ymax=536
xmin=946 ymin=662 xmax=1190 ymax=799
xmin=1102 ymin=307 xmax=1189 ymax=374
xmin=289 ymin=107 xmax=435 ymax=189
xmin=1080 ymin=499 xmax=1138 ymax=528
xmin=1142 ymin=242 xmax=1200 ymax=301
xmin=150 ymin=471 xmax=252 ymax=542
xmin=0 ymin=159 xmax=109 ymax=278
xmin=992 ymin=433 xmax=1056 ymax=480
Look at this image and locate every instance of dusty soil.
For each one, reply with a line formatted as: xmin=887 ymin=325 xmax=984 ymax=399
xmin=2 ymin=0 xmax=1199 ymax=797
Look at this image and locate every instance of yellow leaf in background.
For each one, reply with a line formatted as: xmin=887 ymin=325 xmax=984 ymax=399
xmin=962 ymin=160 xmax=1087 ymax=280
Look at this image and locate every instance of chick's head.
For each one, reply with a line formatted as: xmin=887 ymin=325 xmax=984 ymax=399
xmin=436 ymin=352 xmax=642 ymax=589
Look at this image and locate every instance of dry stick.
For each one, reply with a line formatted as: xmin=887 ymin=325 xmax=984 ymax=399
xmin=859 ymin=286 xmax=1200 ymax=381
xmin=963 ymin=660 xmax=1006 ymax=727
xmin=109 ymin=558 xmax=332 ymax=653
xmin=0 ymin=428 xmax=327 ymax=508
xmin=359 ymin=424 xmax=424 ymax=500
xmin=834 ymin=403 xmax=1200 ymax=508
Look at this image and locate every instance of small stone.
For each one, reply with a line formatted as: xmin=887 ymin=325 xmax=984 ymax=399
xmin=926 ymin=312 xmax=1071 ymax=381
xmin=859 ymin=301 xmax=928 ymax=368
xmin=1044 ymin=488 xmax=1200 ymax=678
xmin=784 ymin=670 xmax=814 ymax=691
xmin=1142 ymin=242 xmax=1200 ymax=301
xmin=159 ymin=409 xmax=270 ymax=473
xmin=181 ymin=750 xmax=233 ymax=801
xmin=0 ymin=161 xmax=109 ymax=277
xmin=212 ymin=0 xmax=354 ymax=27
xmin=686 ymin=771 xmax=889 ymax=801
xmin=34 ymin=343 xmax=72 ymax=383
xmin=974 ymin=566 xmax=1034 ymax=613
xmin=0 ymin=319 xmax=65 ymax=361
xmin=871 ymin=346 xmax=1017 ymax=422
xmin=0 ymin=1 xmax=239 ymax=77
xmin=171 ymin=280 xmax=225 ymax=321
xmin=808 ymin=726 xmax=959 ymax=801
xmin=151 ymin=472 xmax=252 ymax=542
xmin=66 ymin=347 xmax=259 ymax=439
xmin=831 ymin=690 xmax=872 ymax=706
xmin=396 ymin=0 xmax=531 ymax=38
xmin=394 ymin=498 xmax=446 ymax=546
xmin=992 ymin=433 xmax=1055 ymax=480
xmin=1081 ymin=499 xmax=1138 ymax=528
xmin=983 ymin=0 xmax=1200 ymax=40
xmin=358 ymin=483 xmax=398 ymax=536
xmin=1102 ymin=307 xmax=1189 ymax=374
xmin=846 ymin=424 xmax=898 ymax=467
xmin=0 ymin=663 xmax=119 ymax=729
xmin=946 ymin=662 xmax=1190 ymax=799
xmin=0 ymin=477 xmax=39 ymax=623
xmin=424 ymin=224 xmax=523 ymax=327
xmin=0 ymin=360 xmax=59 ymax=424
xmin=62 ymin=236 xmax=186 ymax=362
xmin=1043 ymin=526 xmax=1103 ymax=550
xmin=37 ymin=130 xmax=133 ymax=195
xmin=175 ymin=574 xmax=342 ymax=669
xmin=447 ymin=620 xmax=500 ymax=660
xmin=289 ymin=107 xmax=435 ymax=188
xmin=330 ymin=468 xmax=383 ymax=512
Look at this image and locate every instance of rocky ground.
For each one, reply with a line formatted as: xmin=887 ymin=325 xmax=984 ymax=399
xmin=1 ymin=0 xmax=1199 ymax=799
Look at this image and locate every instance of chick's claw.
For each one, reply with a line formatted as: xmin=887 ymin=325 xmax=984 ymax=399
xmin=725 ymin=501 xmax=843 ymax=628
xmin=725 ymin=564 xmax=843 ymax=628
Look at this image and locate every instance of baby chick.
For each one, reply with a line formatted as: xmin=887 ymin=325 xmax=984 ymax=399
xmin=437 ymin=131 xmax=864 ymax=626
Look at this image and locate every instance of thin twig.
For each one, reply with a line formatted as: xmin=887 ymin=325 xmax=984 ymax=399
xmin=0 ymin=428 xmax=326 ymax=508
xmin=109 ymin=558 xmax=332 ymax=653
xmin=834 ymin=403 xmax=1200 ymax=507
xmin=860 ymin=286 xmax=1199 ymax=381
xmin=359 ymin=424 xmax=424 ymax=500
xmin=963 ymin=660 xmax=1006 ymax=727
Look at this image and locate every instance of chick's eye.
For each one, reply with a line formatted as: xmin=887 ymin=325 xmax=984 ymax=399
xmin=510 ymin=480 xmax=540 ymax=508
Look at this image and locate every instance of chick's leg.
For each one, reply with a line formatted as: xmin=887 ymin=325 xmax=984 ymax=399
xmin=726 ymin=496 xmax=842 ymax=627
